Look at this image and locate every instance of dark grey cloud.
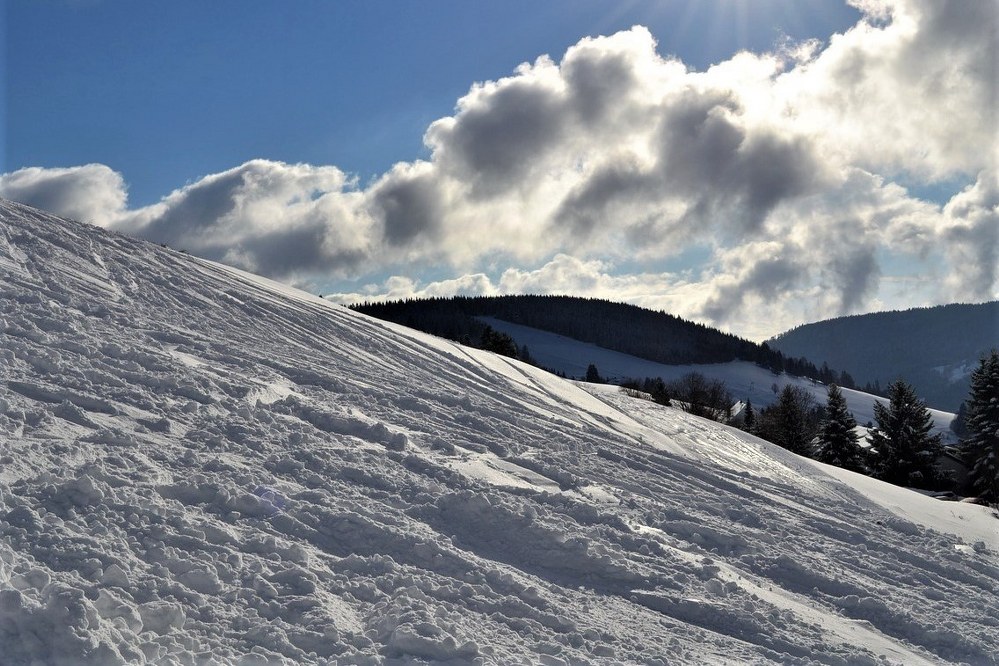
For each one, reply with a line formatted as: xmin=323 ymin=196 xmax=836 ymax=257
xmin=553 ymin=159 xmax=656 ymax=241
xmin=656 ymin=90 xmax=821 ymax=234
xmin=948 ymin=224 xmax=998 ymax=300
xmin=828 ymin=245 xmax=881 ymax=314
xmin=658 ymin=91 xmax=744 ymax=186
xmin=552 ymin=86 xmax=823 ymax=248
xmin=427 ymin=74 xmax=567 ymax=198
xmin=367 ymin=166 xmax=443 ymax=246
xmin=737 ymin=134 xmax=820 ymax=223
xmin=562 ymin=36 xmax=642 ymax=126
xmin=700 ymin=251 xmax=804 ymax=323
xmin=116 ymin=160 xmax=374 ymax=280
xmin=128 ymin=169 xmax=244 ymax=247
xmin=425 ymin=28 xmax=660 ymax=202
xmin=241 ymin=222 xmax=367 ymax=277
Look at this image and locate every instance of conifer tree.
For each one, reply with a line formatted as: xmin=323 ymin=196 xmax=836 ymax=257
xmin=643 ymin=377 xmax=670 ymax=405
xmin=950 ymin=401 xmax=969 ymax=440
xmin=962 ymin=350 xmax=999 ymax=501
xmin=869 ymin=380 xmax=943 ymax=488
xmin=585 ymin=363 xmax=602 ymax=383
xmin=816 ymin=385 xmax=864 ymax=472
xmin=480 ymin=325 xmax=518 ymax=358
xmin=518 ymin=344 xmax=534 ymax=365
xmin=757 ymin=385 xmax=818 ymax=455
xmin=742 ymin=399 xmax=755 ymax=433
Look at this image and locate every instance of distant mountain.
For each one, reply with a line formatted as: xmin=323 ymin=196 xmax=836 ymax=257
xmin=352 ymin=295 xmax=853 ymax=386
xmin=768 ymin=302 xmax=998 ymax=411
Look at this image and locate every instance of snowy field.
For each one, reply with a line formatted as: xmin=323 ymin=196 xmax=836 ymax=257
xmin=1 ymin=199 xmax=997 ymax=665
xmin=480 ymin=317 xmax=958 ymax=443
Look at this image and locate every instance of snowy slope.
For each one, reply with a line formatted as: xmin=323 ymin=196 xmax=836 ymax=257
xmin=481 ymin=316 xmax=958 ymax=442
xmin=1 ymin=199 xmax=997 ymax=665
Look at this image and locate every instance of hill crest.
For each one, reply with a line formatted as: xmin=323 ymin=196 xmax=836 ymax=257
xmin=768 ymin=302 xmax=999 ymax=410
xmin=352 ymin=295 xmax=854 ymax=387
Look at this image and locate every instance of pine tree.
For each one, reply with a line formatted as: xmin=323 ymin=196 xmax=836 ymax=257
xmin=480 ymin=325 xmax=518 ymax=358
xmin=742 ymin=399 xmax=755 ymax=433
xmin=839 ymin=370 xmax=856 ymax=389
xmin=950 ymin=401 xmax=970 ymax=440
xmin=518 ymin=344 xmax=534 ymax=365
xmin=757 ymin=385 xmax=818 ymax=455
xmin=869 ymin=380 xmax=943 ymax=488
xmin=643 ymin=377 xmax=670 ymax=406
xmin=816 ymin=385 xmax=864 ymax=472
xmin=962 ymin=350 xmax=999 ymax=501
xmin=585 ymin=363 xmax=602 ymax=383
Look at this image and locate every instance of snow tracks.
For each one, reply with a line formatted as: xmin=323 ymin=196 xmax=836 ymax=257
xmin=1 ymin=199 xmax=997 ymax=665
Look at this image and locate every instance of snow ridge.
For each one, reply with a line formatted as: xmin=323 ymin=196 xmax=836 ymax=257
xmin=1 ymin=199 xmax=997 ymax=665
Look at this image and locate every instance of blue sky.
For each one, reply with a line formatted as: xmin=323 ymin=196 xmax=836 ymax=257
xmin=3 ymin=0 xmax=995 ymax=339
xmin=8 ymin=0 xmax=861 ymax=204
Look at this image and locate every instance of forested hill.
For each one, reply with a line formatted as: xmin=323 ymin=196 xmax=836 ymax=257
xmin=768 ymin=301 xmax=998 ymax=410
xmin=351 ymin=295 xmax=851 ymax=385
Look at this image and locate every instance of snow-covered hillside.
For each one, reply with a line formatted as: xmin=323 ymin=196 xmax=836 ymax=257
xmin=480 ymin=316 xmax=958 ymax=443
xmin=767 ymin=303 xmax=999 ymax=412
xmin=1 ymin=199 xmax=997 ymax=665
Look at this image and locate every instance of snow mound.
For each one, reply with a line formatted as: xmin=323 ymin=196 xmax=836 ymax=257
xmin=1 ymin=199 xmax=997 ymax=665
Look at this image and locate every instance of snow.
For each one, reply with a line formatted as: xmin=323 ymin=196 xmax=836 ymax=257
xmin=817 ymin=463 xmax=998 ymax=547
xmin=481 ymin=316 xmax=958 ymax=442
xmin=1 ymin=198 xmax=997 ymax=665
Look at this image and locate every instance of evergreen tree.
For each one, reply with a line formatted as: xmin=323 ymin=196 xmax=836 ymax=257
xmin=742 ymin=399 xmax=755 ymax=433
xmin=839 ymin=370 xmax=855 ymax=389
xmin=480 ymin=326 xmax=518 ymax=358
xmin=950 ymin=401 xmax=969 ymax=440
xmin=518 ymin=344 xmax=534 ymax=365
xmin=962 ymin=350 xmax=999 ymax=501
xmin=757 ymin=385 xmax=819 ymax=455
xmin=815 ymin=385 xmax=864 ymax=472
xmin=869 ymin=380 xmax=943 ymax=488
xmin=642 ymin=377 xmax=671 ymax=406
xmin=585 ymin=363 xmax=602 ymax=383
xmin=819 ymin=362 xmax=835 ymax=384
xmin=351 ymin=295 xmax=853 ymax=379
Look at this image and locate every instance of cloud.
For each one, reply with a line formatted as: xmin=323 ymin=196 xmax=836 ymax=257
xmin=330 ymin=253 xmax=703 ymax=320
xmin=781 ymin=0 xmax=997 ymax=179
xmin=2 ymin=1 xmax=996 ymax=337
xmin=365 ymin=161 xmax=444 ymax=248
xmin=942 ymin=171 xmax=999 ymax=300
xmin=698 ymin=242 xmax=806 ymax=324
xmin=426 ymin=56 xmax=568 ymax=199
xmin=118 ymin=160 xmax=376 ymax=279
xmin=0 ymin=164 xmax=127 ymax=227
xmin=652 ymin=87 xmax=826 ymax=236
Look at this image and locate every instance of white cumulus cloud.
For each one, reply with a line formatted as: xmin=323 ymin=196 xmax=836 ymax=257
xmin=0 ymin=164 xmax=127 ymax=227
xmin=2 ymin=0 xmax=995 ymax=337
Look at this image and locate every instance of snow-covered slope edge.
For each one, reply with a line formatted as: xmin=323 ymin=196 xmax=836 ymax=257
xmin=0 ymin=199 xmax=996 ymax=665
xmin=479 ymin=317 xmax=957 ymax=442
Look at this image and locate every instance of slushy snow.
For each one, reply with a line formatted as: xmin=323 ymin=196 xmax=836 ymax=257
xmin=1 ymin=199 xmax=997 ymax=665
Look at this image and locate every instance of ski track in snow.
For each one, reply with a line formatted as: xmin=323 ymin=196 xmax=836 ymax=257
xmin=0 ymin=199 xmax=997 ymax=665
